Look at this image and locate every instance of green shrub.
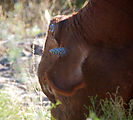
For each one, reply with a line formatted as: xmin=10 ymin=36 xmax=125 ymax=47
xmin=86 ymin=92 xmax=133 ymax=120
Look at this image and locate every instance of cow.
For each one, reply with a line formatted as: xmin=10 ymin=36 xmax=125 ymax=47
xmin=38 ymin=0 xmax=133 ymax=119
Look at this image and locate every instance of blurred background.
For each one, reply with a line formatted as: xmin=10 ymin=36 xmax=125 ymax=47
xmin=0 ymin=0 xmax=87 ymax=120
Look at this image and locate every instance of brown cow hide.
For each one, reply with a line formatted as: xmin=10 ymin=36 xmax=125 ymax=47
xmin=38 ymin=1 xmax=133 ymax=120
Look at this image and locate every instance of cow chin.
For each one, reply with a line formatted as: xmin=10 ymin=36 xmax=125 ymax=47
xmin=50 ymin=83 xmax=89 ymax=120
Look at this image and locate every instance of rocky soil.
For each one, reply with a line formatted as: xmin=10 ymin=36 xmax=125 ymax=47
xmin=0 ymin=36 xmax=51 ymax=117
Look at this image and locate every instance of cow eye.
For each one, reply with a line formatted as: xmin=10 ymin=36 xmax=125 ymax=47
xmin=49 ymin=23 xmax=56 ymax=33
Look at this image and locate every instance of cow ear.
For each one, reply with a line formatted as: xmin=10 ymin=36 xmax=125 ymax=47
xmin=46 ymin=45 xmax=88 ymax=96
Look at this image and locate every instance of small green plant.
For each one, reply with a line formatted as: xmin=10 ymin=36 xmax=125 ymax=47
xmin=50 ymin=100 xmax=62 ymax=109
xmin=48 ymin=100 xmax=62 ymax=120
xmin=86 ymin=91 xmax=133 ymax=120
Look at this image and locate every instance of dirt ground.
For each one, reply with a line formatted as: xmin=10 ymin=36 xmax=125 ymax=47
xmin=0 ymin=36 xmax=51 ymax=118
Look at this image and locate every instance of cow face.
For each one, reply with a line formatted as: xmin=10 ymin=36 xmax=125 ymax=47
xmin=38 ymin=15 xmax=89 ymax=98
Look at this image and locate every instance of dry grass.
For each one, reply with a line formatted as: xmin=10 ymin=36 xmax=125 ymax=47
xmin=86 ymin=90 xmax=133 ymax=120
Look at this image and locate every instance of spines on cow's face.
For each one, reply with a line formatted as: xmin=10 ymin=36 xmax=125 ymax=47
xmin=49 ymin=47 xmax=67 ymax=57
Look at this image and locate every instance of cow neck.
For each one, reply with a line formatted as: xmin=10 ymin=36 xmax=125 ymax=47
xmin=76 ymin=0 xmax=133 ymax=22
xmin=72 ymin=0 xmax=133 ymax=49
xmin=102 ymin=0 xmax=133 ymax=16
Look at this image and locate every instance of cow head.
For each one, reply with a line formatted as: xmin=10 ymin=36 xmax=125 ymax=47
xmin=38 ymin=14 xmax=89 ymax=99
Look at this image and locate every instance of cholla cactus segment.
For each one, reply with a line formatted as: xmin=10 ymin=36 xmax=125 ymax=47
xmin=49 ymin=47 xmax=67 ymax=57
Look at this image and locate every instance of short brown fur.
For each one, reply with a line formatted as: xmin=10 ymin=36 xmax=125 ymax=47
xmin=38 ymin=0 xmax=133 ymax=119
